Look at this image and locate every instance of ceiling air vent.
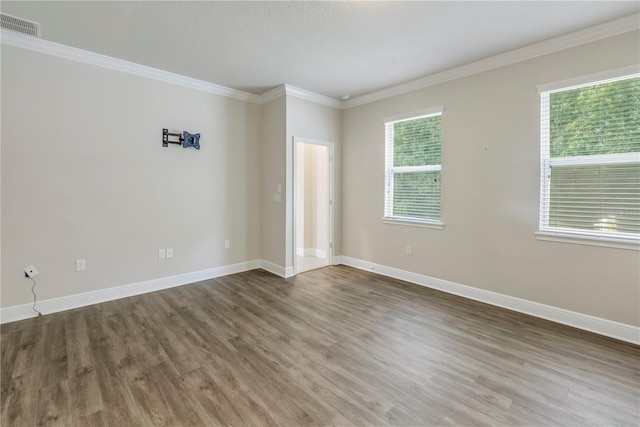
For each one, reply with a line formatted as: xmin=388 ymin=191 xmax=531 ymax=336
xmin=1 ymin=13 xmax=41 ymax=37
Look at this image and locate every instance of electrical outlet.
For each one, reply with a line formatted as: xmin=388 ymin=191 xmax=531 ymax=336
xmin=224 ymin=240 xmax=230 ymax=249
xmin=406 ymin=245 xmax=413 ymax=255
xmin=158 ymin=248 xmax=166 ymax=259
xmin=75 ymin=259 xmax=86 ymax=272
xmin=166 ymin=248 xmax=173 ymax=258
xmin=24 ymin=265 xmax=39 ymax=278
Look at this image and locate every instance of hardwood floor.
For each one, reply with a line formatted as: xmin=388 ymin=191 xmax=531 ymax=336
xmin=2 ymin=266 xmax=639 ymax=426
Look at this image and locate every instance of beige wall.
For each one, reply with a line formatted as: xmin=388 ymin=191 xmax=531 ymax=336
xmin=3 ymin=28 xmax=637 ymax=330
xmin=303 ymin=144 xmax=329 ymax=253
xmin=296 ymin=143 xmax=329 ymax=254
xmin=260 ymin=96 xmax=287 ymax=267
xmin=1 ymin=45 xmax=262 ymax=307
xmin=341 ymin=30 xmax=640 ymax=326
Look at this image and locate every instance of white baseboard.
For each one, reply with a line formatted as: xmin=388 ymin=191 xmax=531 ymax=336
xmin=297 ymin=248 xmax=327 ymax=258
xmin=258 ymin=259 xmax=294 ymax=278
xmin=0 ymin=260 xmax=261 ymax=324
xmin=260 ymin=259 xmax=286 ymax=277
xmin=5 ymin=256 xmax=637 ymax=345
xmin=285 ymin=266 xmax=295 ymax=278
xmin=332 ymin=255 xmax=345 ymax=266
xmin=336 ymin=255 xmax=640 ymax=345
xmin=301 ymin=248 xmax=327 ymax=258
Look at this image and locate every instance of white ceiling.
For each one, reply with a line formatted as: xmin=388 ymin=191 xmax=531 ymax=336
xmin=2 ymin=1 xmax=639 ymax=100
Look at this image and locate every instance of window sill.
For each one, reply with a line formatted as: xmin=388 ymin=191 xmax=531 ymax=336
xmin=382 ymin=217 xmax=444 ymax=229
xmin=535 ymin=230 xmax=640 ymax=251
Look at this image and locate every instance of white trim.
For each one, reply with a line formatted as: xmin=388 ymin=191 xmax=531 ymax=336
xmin=3 ymin=11 xmax=637 ymax=111
xmin=332 ymin=255 xmax=345 ymax=266
xmin=391 ymin=164 xmax=442 ymax=174
xmin=1 ymin=29 xmax=262 ymax=103
xmin=537 ymin=65 xmax=640 ymax=93
xmin=259 ymin=259 xmax=286 ymax=277
xmin=284 ymin=266 xmax=295 ymax=278
xmin=292 ymin=136 xmax=336 ymax=147
xmin=0 ymin=260 xmax=261 ymax=324
xmin=5 ymin=256 xmax=636 ymax=344
xmin=259 ymin=84 xmax=342 ymax=109
xmin=343 ymin=13 xmax=640 ymax=109
xmin=384 ymin=111 xmax=442 ymax=223
xmin=296 ymin=247 xmax=327 ymax=258
xmin=301 ymin=248 xmax=327 ymax=258
xmin=259 ymin=259 xmax=294 ymax=278
xmin=382 ymin=218 xmax=444 ymax=229
xmin=538 ymin=72 xmax=640 ymax=242
xmin=336 ymin=256 xmax=640 ymax=345
xmin=547 ymin=152 xmax=640 ymax=167
xmin=260 ymin=85 xmax=287 ymax=104
xmin=292 ymin=137 xmax=335 ymax=276
xmin=283 ymin=84 xmax=343 ymax=109
xmin=536 ymin=231 xmax=640 ymax=251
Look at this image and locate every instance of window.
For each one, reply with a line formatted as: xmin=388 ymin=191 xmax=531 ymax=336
xmin=539 ymin=71 xmax=640 ymax=248
xmin=384 ymin=107 xmax=443 ymax=227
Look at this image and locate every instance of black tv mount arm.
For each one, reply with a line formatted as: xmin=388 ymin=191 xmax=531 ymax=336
xmin=162 ymin=128 xmax=200 ymax=150
xmin=162 ymin=128 xmax=183 ymax=146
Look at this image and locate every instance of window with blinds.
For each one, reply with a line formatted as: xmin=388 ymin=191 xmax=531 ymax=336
xmin=384 ymin=108 xmax=443 ymax=224
xmin=539 ymin=73 xmax=640 ymax=244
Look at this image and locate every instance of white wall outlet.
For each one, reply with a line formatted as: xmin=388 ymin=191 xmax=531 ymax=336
xmin=158 ymin=248 xmax=166 ymax=259
xmin=406 ymin=245 xmax=413 ymax=255
xmin=75 ymin=259 xmax=86 ymax=272
xmin=224 ymin=240 xmax=230 ymax=249
xmin=166 ymin=248 xmax=173 ymax=258
xmin=24 ymin=265 xmax=39 ymax=278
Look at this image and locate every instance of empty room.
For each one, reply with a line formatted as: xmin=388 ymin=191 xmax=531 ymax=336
xmin=1 ymin=1 xmax=639 ymax=426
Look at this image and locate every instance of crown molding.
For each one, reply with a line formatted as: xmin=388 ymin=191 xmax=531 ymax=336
xmin=3 ymin=12 xmax=638 ymax=110
xmin=282 ymin=84 xmax=343 ymax=109
xmin=260 ymin=84 xmax=287 ymax=104
xmin=0 ymin=29 xmax=343 ymax=109
xmin=0 ymin=29 xmax=262 ymax=104
xmin=343 ymin=13 xmax=640 ymax=109
xmin=259 ymin=84 xmax=342 ymax=109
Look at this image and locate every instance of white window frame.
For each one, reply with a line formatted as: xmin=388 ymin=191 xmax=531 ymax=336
xmin=537 ymin=66 xmax=640 ymax=250
xmin=383 ymin=106 xmax=444 ymax=229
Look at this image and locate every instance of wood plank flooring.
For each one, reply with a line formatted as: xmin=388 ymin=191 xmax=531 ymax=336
xmin=2 ymin=266 xmax=639 ymax=426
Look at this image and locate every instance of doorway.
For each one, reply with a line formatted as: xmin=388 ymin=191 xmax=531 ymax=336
xmin=294 ymin=138 xmax=333 ymax=274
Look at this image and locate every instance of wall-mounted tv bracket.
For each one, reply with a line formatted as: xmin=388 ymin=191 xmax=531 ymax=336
xmin=162 ymin=128 xmax=200 ymax=150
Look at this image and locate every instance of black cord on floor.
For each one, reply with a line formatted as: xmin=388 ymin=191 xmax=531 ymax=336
xmin=29 ymin=277 xmax=43 ymax=317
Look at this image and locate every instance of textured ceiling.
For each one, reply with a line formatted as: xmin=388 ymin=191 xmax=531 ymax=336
xmin=2 ymin=1 xmax=639 ymax=100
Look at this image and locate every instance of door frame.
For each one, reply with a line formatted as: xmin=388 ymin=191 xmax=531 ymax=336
xmin=292 ymin=136 xmax=335 ymax=275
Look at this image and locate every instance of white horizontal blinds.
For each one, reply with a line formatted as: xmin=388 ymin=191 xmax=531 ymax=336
xmin=540 ymin=74 xmax=640 ymax=238
xmin=385 ymin=112 xmax=442 ymax=221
